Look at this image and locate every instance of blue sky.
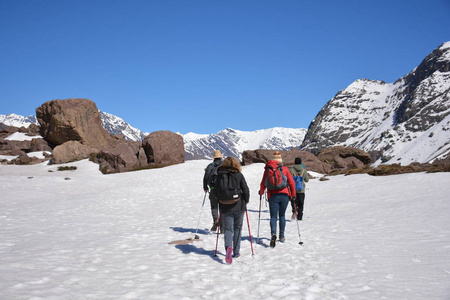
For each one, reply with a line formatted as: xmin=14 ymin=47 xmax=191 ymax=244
xmin=1 ymin=0 xmax=449 ymax=134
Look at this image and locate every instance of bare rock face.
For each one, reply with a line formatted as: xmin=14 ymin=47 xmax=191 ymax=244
xmin=52 ymin=141 xmax=96 ymax=164
xmin=36 ymin=98 xmax=113 ymax=149
xmin=142 ymin=131 xmax=185 ymax=167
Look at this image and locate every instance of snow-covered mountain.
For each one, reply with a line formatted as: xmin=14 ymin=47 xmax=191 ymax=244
xmin=183 ymin=127 xmax=307 ymax=160
xmin=1 ymin=112 xmax=306 ymax=159
xmin=99 ymin=111 xmax=147 ymax=142
xmin=0 ymin=113 xmax=38 ymax=128
xmin=302 ymin=41 xmax=450 ymax=165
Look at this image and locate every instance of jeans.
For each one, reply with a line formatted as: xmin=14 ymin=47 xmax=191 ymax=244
xmin=268 ymin=193 xmax=290 ymax=237
xmin=223 ymin=210 xmax=245 ymax=255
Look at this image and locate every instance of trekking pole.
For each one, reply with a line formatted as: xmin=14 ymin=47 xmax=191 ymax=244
xmin=245 ymin=210 xmax=255 ymax=257
xmin=214 ymin=212 xmax=222 ymax=257
xmin=293 ymin=204 xmax=304 ymax=245
xmin=194 ymin=191 xmax=207 ymax=239
xmin=257 ymin=194 xmax=262 ymax=244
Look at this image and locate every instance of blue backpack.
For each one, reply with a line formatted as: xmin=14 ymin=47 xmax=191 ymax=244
xmin=293 ymin=168 xmax=305 ymax=191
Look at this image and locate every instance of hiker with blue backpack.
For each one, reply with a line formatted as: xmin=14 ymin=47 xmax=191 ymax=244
xmin=259 ymin=151 xmax=296 ymax=248
xmin=290 ymin=157 xmax=309 ymax=221
xmin=203 ymin=150 xmax=224 ymax=232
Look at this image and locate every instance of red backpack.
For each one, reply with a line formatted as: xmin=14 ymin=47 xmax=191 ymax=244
xmin=265 ymin=163 xmax=288 ymax=190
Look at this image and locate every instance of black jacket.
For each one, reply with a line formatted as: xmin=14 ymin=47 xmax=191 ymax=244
xmin=216 ymin=166 xmax=250 ymax=213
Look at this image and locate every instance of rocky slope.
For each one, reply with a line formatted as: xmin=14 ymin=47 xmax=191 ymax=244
xmin=301 ymin=42 xmax=450 ymax=165
xmin=99 ymin=111 xmax=147 ymax=142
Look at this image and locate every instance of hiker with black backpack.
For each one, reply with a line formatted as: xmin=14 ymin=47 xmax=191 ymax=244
xmin=215 ymin=156 xmax=250 ymax=263
xmin=259 ymin=151 xmax=296 ymax=248
xmin=203 ymin=150 xmax=224 ymax=232
xmin=290 ymin=157 xmax=309 ymax=221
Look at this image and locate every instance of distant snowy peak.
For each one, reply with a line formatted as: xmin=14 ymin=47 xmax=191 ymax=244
xmin=302 ymin=41 xmax=450 ymax=165
xmin=99 ymin=111 xmax=147 ymax=142
xmin=0 ymin=113 xmax=38 ymax=128
xmin=183 ymin=127 xmax=307 ymax=160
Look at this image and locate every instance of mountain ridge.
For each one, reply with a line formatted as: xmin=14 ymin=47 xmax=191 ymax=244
xmin=301 ymin=41 xmax=450 ymax=165
xmin=0 ymin=112 xmax=307 ymax=160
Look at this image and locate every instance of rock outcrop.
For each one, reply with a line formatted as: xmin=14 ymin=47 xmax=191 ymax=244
xmin=96 ymin=141 xmax=147 ymax=174
xmin=242 ymin=147 xmax=371 ymax=175
xmin=0 ymin=123 xmax=52 ymax=164
xmin=34 ymin=98 xmax=185 ymax=173
xmin=52 ymin=141 xmax=96 ymax=164
xmin=142 ymin=131 xmax=185 ymax=167
xmin=36 ymin=98 xmax=113 ymax=150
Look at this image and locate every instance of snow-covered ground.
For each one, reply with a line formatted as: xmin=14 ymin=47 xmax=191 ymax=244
xmin=0 ymin=160 xmax=449 ymax=299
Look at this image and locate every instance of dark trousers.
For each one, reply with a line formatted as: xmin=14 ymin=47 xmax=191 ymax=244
xmin=291 ymin=192 xmax=305 ymax=220
xmin=223 ymin=211 xmax=244 ymax=255
xmin=209 ymin=190 xmax=219 ymax=222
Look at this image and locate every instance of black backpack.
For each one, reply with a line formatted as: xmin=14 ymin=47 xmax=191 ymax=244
xmin=205 ymin=161 xmax=221 ymax=188
xmin=215 ymin=171 xmax=241 ymax=204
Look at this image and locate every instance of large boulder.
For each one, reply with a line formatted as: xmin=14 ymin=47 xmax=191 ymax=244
xmin=142 ymin=131 xmax=185 ymax=167
xmin=52 ymin=141 xmax=96 ymax=164
xmin=96 ymin=141 xmax=147 ymax=174
xmin=36 ymin=98 xmax=113 ymax=149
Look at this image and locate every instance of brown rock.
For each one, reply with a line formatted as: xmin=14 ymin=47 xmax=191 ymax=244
xmin=0 ymin=140 xmax=31 ymax=152
xmin=29 ymin=138 xmax=52 ymax=152
xmin=52 ymin=141 xmax=96 ymax=164
xmin=0 ymin=124 xmax=18 ymax=139
xmin=317 ymin=146 xmax=372 ymax=166
xmin=142 ymin=131 xmax=185 ymax=166
xmin=36 ymin=98 xmax=113 ymax=149
xmin=242 ymin=149 xmax=332 ymax=174
xmin=96 ymin=141 xmax=145 ymax=174
xmin=13 ymin=153 xmax=32 ymax=165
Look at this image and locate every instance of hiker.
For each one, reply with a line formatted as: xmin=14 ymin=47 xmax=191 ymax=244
xmin=259 ymin=151 xmax=295 ymax=248
xmin=203 ymin=150 xmax=224 ymax=231
xmin=290 ymin=157 xmax=309 ymax=220
xmin=216 ymin=156 xmax=250 ymax=260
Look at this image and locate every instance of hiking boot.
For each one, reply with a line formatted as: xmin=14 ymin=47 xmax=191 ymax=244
xmin=210 ymin=220 xmax=219 ymax=231
xmin=279 ymin=236 xmax=285 ymax=243
xmin=232 ymin=253 xmax=240 ymax=258
xmin=270 ymin=235 xmax=277 ymax=248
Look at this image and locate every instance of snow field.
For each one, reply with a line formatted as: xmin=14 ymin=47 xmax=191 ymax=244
xmin=1 ymin=160 xmax=449 ymax=299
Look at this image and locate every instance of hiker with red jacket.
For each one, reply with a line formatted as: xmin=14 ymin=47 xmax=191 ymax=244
xmin=259 ymin=151 xmax=296 ymax=248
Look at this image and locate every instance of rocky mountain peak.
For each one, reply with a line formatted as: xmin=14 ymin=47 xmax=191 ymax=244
xmin=302 ymin=42 xmax=450 ymax=165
